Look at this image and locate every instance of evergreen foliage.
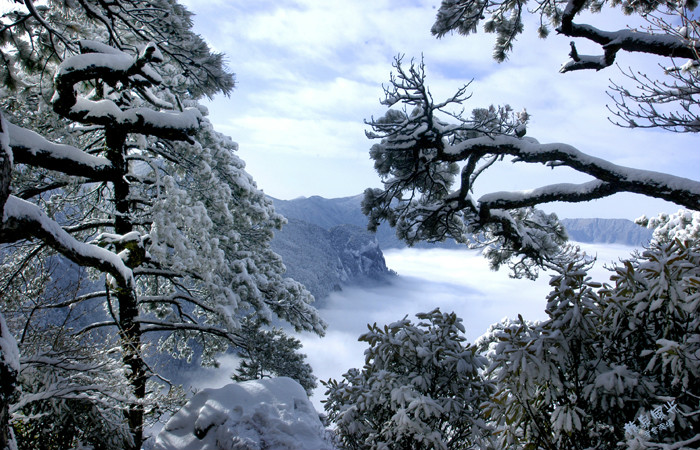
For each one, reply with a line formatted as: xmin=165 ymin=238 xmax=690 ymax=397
xmin=0 ymin=2 xmax=324 ymax=449
xmin=323 ymin=309 xmax=493 ymax=450
xmin=232 ymin=320 xmax=317 ymax=396
xmin=326 ymin=239 xmax=700 ymax=449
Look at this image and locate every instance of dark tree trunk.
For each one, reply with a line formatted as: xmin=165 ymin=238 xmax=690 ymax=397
xmin=106 ymin=130 xmax=147 ymax=450
xmin=1 ymin=112 xmax=12 ymax=235
xmin=0 ymin=109 xmax=17 ymax=450
xmin=0 ymin=312 xmax=18 ymax=450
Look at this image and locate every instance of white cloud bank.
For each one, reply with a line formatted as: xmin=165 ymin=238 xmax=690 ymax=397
xmin=297 ymin=243 xmax=638 ymax=411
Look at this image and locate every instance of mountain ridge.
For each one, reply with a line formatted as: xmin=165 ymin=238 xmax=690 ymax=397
xmin=271 ymin=194 xmax=654 ymax=249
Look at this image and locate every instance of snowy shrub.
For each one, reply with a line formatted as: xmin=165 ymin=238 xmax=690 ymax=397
xmin=637 ymin=210 xmax=700 ymax=245
xmin=232 ymin=320 xmax=317 ymax=396
xmin=155 ymin=377 xmax=335 ymax=450
xmin=480 ymin=240 xmax=700 ymax=449
xmin=323 ymin=309 xmax=492 ymax=450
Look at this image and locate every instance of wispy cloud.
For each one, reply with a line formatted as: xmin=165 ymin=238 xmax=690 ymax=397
xmin=180 ymin=1 xmax=697 ymax=217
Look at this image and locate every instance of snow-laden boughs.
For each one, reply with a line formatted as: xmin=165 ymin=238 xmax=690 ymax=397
xmin=431 ymin=0 xmax=700 ymax=134
xmin=138 ymin=116 xmax=324 ymax=353
xmin=0 ymin=0 xmax=234 ymax=100
xmin=601 ymin=240 xmax=700 ymax=447
xmin=364 ymin=57 xmax=700 ymax=278
xmin=478 ymin=240 xmax=700 ymax=449
xmin=323 ymin=309 xmax=492 ymax=450
xmin=480 ymin=260 xmax=631 ymax=449
xmin=1 ymin=2 xmax=323 ymax=449
xmin=431 ymin=0 xmax=698 ymax=69
xmin=11 ymin=340 xmax=134 ymax=450
xmin=637 ymin=209 xmax=700 ymax=245
xmin=231 ymin=319 xmax=317 ymax=396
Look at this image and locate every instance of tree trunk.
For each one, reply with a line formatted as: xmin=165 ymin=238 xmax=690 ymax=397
xmin=0 ymin=110 xmax=17 ymax=450
xmin=0 ymin=311 xmax=18 ymax=450
xmin=106 ymin=130 xmax=147 ymax=450
xmin=1 ymin=112 xmax=12 ymax=235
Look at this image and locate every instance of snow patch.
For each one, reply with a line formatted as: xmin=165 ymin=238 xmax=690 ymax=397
xmin=0 ymin=311 xmax=20 ymax=374
xmin=154 ymin=377 xmax=336 ymax=450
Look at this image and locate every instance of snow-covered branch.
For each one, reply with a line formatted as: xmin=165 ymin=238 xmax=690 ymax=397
xmin=445 ymin=135 xmax=700 ymax=209
xmin=1 ymin=196 xmax=134 ymax=292
xmin=52 ymin=42 xmax=202 ymax=143
xmin=558 ymin=18 xmax=696 ymax=72
xmin=432 ymin=0 xmax=699 ymax=72
xmin=7 ymin=120 xmax=118 ymax=180
xmin=364 ymin=57 xmax=700 ymax=277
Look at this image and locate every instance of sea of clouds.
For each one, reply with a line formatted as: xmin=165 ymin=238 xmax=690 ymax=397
xmin=192 ymin=243 xmax=640 ymax=412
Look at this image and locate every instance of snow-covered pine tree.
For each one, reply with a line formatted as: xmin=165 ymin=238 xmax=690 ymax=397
xmin=478 ymin=240 xmax=700 ymax=449
xmin=323 ymin=309 xmax=492 ymax=450
xmin=0 ymin=2 xmax=325 ymax=449
xmin=363 ymin=57 xmax=700 ymax=279
xmin=232 ymin=319 xmax=317 ymax=396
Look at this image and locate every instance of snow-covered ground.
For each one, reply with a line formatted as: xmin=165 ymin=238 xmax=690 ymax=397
xmin=155 ymin=377 xmax=335 ymax=450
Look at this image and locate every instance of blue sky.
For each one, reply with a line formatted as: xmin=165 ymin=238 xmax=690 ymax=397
xmin=179 ymin=0 xmax=699 ymax=220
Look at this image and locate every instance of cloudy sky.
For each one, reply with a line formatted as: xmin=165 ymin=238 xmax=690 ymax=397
xmin=178 ymin=0 xmax=698 ymax=220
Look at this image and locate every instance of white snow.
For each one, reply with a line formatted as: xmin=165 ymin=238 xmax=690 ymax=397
xmin=154 ymin=377 xmax=336 ymax=450
xmin=1 ymin=113 xmax=11 ymax=166
xmin=67 ymin=97 xmax=202 ymax=132
xmin=58 ymin=52 xmax=134 ymax=75
xmin=445 ymin=134 xmax=700 ymax=200
xmin=2 ymin=196 xmax=134 ymax=290
xmin=7 ymin=121 xmax=112 ymax=169
xmin=0 ymin=311 xmax=20 ymax=374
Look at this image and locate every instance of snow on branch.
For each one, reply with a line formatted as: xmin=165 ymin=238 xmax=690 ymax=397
xmin=431 ymin=0 xmax=699 ymax=72
xmin=364 ymin=57 xmax=700 ymax=277
xmin=1 ymin=196 xmax=135 ymax=292
xmin=52 ymin=42 xmax=202 ymax=143
xmin=559 ymin=24 xmax=697 ymax=73
xmin=445 ymin=135 xmax=700 ymax=208
xmin=7 ymin=120 xmax=118 ymax=180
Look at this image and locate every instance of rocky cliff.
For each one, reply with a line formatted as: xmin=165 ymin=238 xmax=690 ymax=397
xmin=270 ymin=218 xmax=394 ymax=302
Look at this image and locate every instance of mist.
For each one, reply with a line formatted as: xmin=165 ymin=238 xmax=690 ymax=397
xmin=194 ymin=243 xmax=639 ymax=412
xmin=299 ymin=243 xmax=639 ymax=411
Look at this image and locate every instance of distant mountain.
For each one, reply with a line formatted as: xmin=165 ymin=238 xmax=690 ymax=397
xmin=560 ymin=218 xmax=652 ymax=247
xmin=270 ymin=218 xmax=394 ymax=303
xmin=272 ymin=195 xmax=461 ymax=250
xmin=273 ymin=195 xmax=367 ymax=230
xmin=272 ymin=195 xmax=653 ymax=249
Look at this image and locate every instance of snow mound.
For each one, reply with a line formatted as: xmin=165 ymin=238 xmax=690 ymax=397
xmin=154 ymin=377 xmax=335 ymax=450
